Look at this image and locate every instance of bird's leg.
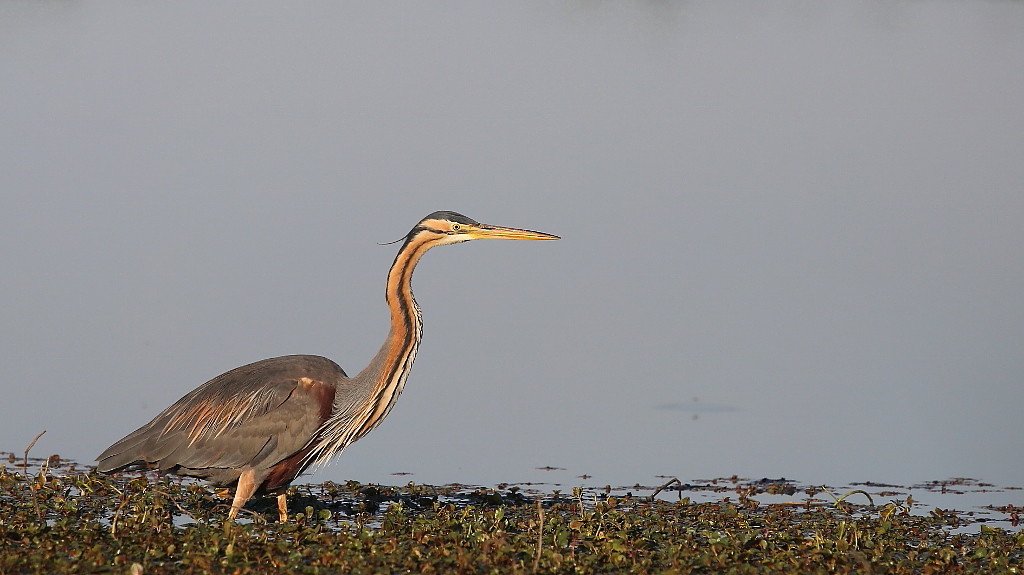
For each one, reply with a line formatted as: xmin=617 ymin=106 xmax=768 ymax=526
xmin=276 ymin=492 xmax=289 ymax=522
xmin=227 ymin=468 xmax=259 ymax=521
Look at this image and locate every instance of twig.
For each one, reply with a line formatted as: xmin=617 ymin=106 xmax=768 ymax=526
xmin=106 ymin=482 xmax=130 ymax=536
xmin=819 ymin=486 xmax=875 ymax=508
xmin=649 ymin=477 xmax=681 ymax=501
xmin=23 ymin=430 xmax=48 ymax=523
xmin=151 ymin=487 xmax=201 ymax=525
xmin=23 ymin=430 xmax=46 ymax=472
xmin=532 ymin=499 xmax=544 ymax=573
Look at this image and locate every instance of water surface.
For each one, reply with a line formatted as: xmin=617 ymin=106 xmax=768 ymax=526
xmin=1 ymin=2 xmax=1022 ymax=498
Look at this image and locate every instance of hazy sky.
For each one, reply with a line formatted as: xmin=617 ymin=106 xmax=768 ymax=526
xmin=2 ymin=1 xmax=1022 ymax=492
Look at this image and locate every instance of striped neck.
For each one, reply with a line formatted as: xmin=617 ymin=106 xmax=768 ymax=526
xmin=350 ymin=236 xmax=428 ymax=438
xmin=304 ymin=234 xmax=430 ymax=468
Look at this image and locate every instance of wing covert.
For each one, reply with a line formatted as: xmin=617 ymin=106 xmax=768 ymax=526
xmin=96 ymin=355 xmax=344 ymax=476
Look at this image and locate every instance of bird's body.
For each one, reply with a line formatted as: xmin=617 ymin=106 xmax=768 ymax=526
xmin=96 ymin=211 xmax=557 ymax=520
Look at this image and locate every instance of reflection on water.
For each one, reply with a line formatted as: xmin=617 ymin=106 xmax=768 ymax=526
xmin=656 ymin=399 xmax=739 ymax=413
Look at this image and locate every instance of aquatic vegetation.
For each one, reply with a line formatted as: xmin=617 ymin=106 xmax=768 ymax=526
xmin=1 ymin=454 xmax=1021 ymax=574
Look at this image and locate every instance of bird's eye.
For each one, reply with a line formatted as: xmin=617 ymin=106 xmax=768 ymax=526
xmin=451 ymin=223 xmax=462 ymax=233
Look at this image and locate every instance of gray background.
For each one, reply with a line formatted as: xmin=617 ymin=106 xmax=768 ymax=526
xmin=2 ymin=1 xmax=1022 ymax=490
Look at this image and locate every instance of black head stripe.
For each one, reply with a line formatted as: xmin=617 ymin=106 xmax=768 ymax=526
xmin=420 ymin=211 xmax=479 ymax=226
xmin=409 ymin=224 xmax=445 ymax=237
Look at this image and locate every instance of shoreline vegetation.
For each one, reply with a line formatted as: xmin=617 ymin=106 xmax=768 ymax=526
xmin=2 ymin=451 xmax=1021 ymax=574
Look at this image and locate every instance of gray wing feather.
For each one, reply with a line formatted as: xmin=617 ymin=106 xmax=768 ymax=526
xmin=96 ymin=355 xmax=344 ymax=480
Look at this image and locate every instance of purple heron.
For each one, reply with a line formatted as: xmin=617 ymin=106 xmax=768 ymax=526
xmin=96 ymin=211 xmax=558 ymax=521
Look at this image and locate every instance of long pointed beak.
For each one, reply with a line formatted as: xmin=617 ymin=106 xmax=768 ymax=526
xmin=469 ymin=223 xmax=560 ymax=241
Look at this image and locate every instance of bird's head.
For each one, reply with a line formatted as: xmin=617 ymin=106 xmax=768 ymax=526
xmin=405 ymin=211 xmax=560 ymax=246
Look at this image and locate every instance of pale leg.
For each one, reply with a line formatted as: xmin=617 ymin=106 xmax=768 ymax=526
xmin=227 ymin=468 xmax=259 ymax=520
xmin=277 ymin=492 xmax=289 ymax=522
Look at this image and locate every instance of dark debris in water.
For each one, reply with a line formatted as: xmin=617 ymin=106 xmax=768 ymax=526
xmin=1 ymin=452 xmax=1022 ymax=574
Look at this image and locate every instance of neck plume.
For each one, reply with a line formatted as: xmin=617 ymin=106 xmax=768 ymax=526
xmin=304 ymin=235 xmax=430 ymax=468
xmin=351 ymin=236 xmax=429 ymax=436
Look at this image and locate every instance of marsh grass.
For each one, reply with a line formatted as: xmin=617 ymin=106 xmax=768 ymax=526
xmin=1 ymin=453 xmax=1021 ymax=574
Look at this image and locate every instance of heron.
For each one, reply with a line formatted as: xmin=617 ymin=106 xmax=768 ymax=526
xmin=96 ymin=211 xmax=558 ymax=521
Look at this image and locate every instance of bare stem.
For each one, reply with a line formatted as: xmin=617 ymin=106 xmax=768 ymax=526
xmin=23 ymin=430 xmax=46 ymax=473
xmin=532 ymin=498 xmax=544 ymax=573
xmin=649 ymin=477 xmax=681 ymax=501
